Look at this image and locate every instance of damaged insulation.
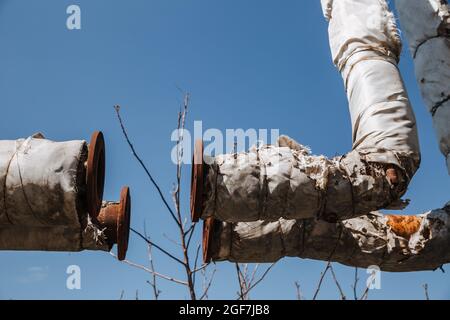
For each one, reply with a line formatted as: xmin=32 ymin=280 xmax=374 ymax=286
xmin=0 ymin=134 xmax=123 ymax=255
xmin=206 ymin=204 xmax=450 ymax=272
xmin=195 ymin=0 xmax=420 ymax=223
xmin=395 ymin=0 xmax=450 ymax=174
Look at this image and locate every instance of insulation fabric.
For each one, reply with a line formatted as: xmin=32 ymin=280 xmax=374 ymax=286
xmin=0 ymin=135 xmax=86 ymax=227
xmin=0 ymin=135 xmax=108 ymax=252
xmin=209 ymin=205 xmax=450 ymax=272
xmin=200 ymin=0 xmax=420 ymax=223
xmin=395 ymin=0 xmax=450 ymax=173
xmin=203 ymin=140 xmax=412 ymax=223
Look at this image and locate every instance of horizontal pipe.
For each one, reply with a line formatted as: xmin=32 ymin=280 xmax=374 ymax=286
xmin=204 ymin=204 xmax=450 ymax=272
xmin=0 ymin=133 xmax=130 ymax=260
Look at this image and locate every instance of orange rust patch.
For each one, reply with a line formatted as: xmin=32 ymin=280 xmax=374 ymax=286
xmin=386 ymin=215 xmax=422 ymax=239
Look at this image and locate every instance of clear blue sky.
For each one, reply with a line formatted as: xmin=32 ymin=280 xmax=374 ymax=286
xmin=0 ymin=0 xmax=449 ymax=300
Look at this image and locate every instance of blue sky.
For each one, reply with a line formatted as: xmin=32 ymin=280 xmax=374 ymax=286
xmin=0 ymin=0 xmax=449 ymax=300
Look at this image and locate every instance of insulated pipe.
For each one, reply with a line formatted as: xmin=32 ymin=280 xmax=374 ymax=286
xmin=0 ymin=131 xmax=105 ymax=226
xmin=395 ymin=0 xmax=450 ymax=174
xmin=0 ymin=132 xmax=131 ymax=260
xmin=203 ymin=204 xmax=450 ymax=272
xmin=0 ymin=187 xmax=132 ymax=260
xmin=191 ymin=0 xmax=420 ymax=224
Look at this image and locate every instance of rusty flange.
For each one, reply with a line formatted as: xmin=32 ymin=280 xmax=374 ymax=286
xmin=190 ymin=139 xmax=204 ymax=222
xmin=97 ymin=187 xmax=131 ymax=261
xmin=86 ymin=131 xmax=106 ymax=221
xmin=202 ymin=217 xmax=216 ymax=263
xmin=117 ymin=186 xmax=131 ymax=261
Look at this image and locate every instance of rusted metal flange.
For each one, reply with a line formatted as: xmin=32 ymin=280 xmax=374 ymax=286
xmin=190 ymin=139 xmax=204 ymax=222
xmin=86 ymin=131 xmax=106 ymax=221
xmin=202 ymin=217 xmax=216 ymax=263
xmin=97 ymin=187 xmax=131 ymax=261
xmin=117 ymin=186 xmax=131 ymax=261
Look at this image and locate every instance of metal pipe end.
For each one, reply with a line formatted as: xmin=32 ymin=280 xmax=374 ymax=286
xmin=190 ymin=139 xmax=204 ymax=222
xmin=98 ymin=187 xmax=131 ymax=261
xmin=202 ymin=217 xmax=215 ymax=263
xmin=117 ymin=186 xmax=131 ymax=261
xmin=87 ymin=131 xmax=106 ymax=221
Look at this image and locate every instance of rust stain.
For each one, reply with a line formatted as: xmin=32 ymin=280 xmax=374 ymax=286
xmin=386 ymin=215 xmax=422 ymax=239
xmin=97 ymin=187 xmax=131 ymax=261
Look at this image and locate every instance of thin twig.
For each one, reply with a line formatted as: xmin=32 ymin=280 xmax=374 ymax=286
xmin=329 ymin=264 xmax=346 ymax=300
xmin=131 ymin=227 xmax=185 ymax=266
xmin=199 ymin=267 xmax=217 ymax=300
xmin=312 ymin=262 xmax=331 ymax=300
xmin=237 ymin=263 xmax=276 ymax=300
xmin=294 ymin=281 xmax=302 ymax=300
xmin=192 ymin=244 xmax=201 ymax=287
xmin=352 ymin=267 xmax=359 ymax=301
xmin=143 ymin=225 xmax=160 ymax=300
xmin=248 ymin=264 xmax=260 ymax=287
xmin=111 ymin=252 xmax=188 ymax=286
xmin=236 ymin=264 xmax=246 ymax=300
xmin=312 ymin=228 xmax=343 ymax=300
xmin=114 ymin=105 xmax=181 ymax=228
xmin=147 ymin=243 xmax=160 ymax=300
xmin=170 ymin=94 xmax=196 ymax=300
xmin=423 ymin=284 xmax=430 ymax=300
xmin=186 ymin=223 xmax=197 ymax=249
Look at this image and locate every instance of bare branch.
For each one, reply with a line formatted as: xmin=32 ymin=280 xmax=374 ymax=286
xmin=423 ymin=284 xmax=430 ymax=300
xmin=352 ymin=267 xmax=359 ymax=301
xmin=147 ymin=243 xmax=160 ymax=300
xmin=312 ymin=262 xmax=331 ymax=300
xmin=192 ymin=244 xmax=201 ymax=287
xmin=114 ymin=105 xmax=181 ymax=228
xmin=110 ymin=252 xmax=188 ymax=286
xmin=329 ymin=264 xmax=346 ymax=300
xmin=237 ymin=263 xmax=276 ymax=300
xmin=313 ymin=229 xmax=344 ymax=300
xmin=131 ymin=227 xmax=185 ymax=266
xmin=235 ymin=264 xmax=247 ymax=300
xmin=199 ymin=267 xmax=217 ymax=300
xmin=294 ymin=281 xmax=302 ymax=300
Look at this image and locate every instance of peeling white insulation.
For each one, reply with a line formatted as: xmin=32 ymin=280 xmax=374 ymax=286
xmin=201 ymin=0 xmax=420 ymax=223
xmin=0 ymin=135 xmax=108 ymax=251
xmin=209 ymin=204 xmax=450 ymax=272
xmin=395 ymin=0 xmax=450 ymax=174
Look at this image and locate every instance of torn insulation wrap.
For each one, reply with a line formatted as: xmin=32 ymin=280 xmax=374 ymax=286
xmin=206 ymin=206 xmax=450 ymax=272
xmin=395 ymin=0 xmax=450 ymax=173
xmin=191 ymin=0 xmax=420 ymax=223
xmin=199 ymin=140 xmax=413 ymax=223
